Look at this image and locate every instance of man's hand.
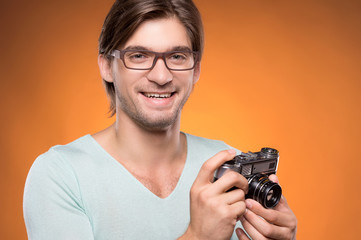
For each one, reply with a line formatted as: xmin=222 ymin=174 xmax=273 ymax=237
xmin=236 ymin=175 xmax=297 ymax=240
xmin=180 ymin=149 xmax=249 ymax=240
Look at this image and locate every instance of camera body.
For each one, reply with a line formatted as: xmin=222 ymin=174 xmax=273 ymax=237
xmin=214 ymin=147 xmax=282 ymax=208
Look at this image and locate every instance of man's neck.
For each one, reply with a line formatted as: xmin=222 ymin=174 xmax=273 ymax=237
xmin=92 ymin=113 xmax=186 ymax=169
xmin=92 ymin=112 xmax=187 ymax=198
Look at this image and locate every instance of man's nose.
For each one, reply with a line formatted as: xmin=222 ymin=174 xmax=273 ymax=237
xmin=146 ymin=58 xmax=173 ymax=85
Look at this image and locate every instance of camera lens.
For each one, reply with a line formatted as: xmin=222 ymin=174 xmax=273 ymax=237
xmin=246 ymin=174 xmax=282 ymax=208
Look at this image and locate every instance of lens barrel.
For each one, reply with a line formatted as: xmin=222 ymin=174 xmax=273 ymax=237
xmin=246 ymin=174 xmax=282 ymax=208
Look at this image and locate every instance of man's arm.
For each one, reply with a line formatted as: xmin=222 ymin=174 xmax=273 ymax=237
xmin=236 ymin=175 xmax=298 ymax=240
xmin=23 ymin=150 xmax=94 ymax=240
xmin=179 ymin=149 xmax=249 ymax=240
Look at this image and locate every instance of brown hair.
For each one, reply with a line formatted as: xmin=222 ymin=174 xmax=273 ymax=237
xmin=98 ymin=0 xmax=204 ymax=116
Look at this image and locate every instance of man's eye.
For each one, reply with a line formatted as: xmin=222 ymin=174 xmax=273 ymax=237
xmin=126 ymin=52 xmax=151 ymax=62
xmin=129 ymin=53 xmax=147 ymax=59
xmin=170 ymin=53 xmax=187 ymax=60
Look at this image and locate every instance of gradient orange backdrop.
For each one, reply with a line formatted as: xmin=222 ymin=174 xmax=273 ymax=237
xmin=1 ymin=0 xmax=360 ymax=239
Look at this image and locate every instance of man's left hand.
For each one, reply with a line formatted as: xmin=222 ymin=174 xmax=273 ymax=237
xmin=236 ymin=175 xmax=297 ymax=240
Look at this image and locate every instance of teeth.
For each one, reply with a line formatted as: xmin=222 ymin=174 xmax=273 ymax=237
xmin=144 ymin=93 xmax=172 ymax=98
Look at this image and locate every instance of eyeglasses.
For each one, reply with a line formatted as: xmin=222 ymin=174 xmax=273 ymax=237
xmin=109 ymin=49 xmax=199 ymax=71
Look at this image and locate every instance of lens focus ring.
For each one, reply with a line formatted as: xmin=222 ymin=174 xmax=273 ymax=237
xmin=246 ymin=174 xmax=282 ymax=208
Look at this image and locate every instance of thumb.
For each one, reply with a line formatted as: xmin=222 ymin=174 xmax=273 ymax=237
xmin=268 ymin=174 xmax=279 ymax=183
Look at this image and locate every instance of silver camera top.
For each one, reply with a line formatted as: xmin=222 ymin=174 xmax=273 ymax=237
xmin=214 ymin=147 xmax=279 ymax=179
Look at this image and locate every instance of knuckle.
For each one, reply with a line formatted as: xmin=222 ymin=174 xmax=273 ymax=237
xmin=198 ymin=192 xmax=207 ymax=203
xmin=227 ymin=171 xmax=242 ymax=182
xmin=262 ymin=225 xmax=274 ymax=237
xmin=238 ymin=201 xmax=247 ymax=214
xmin=202 ymin=161 xmax=215 ymax=172
xmin=197 ymin=189 xmax=211 ymax=204
xmin=228 ymin=172 xmax=248 ymax=191
xmin=267 ymin=213 xmax=278 ymax=223
xmin=190 ymin=186 xmax=207 ymax=202
xmin=285 ymin=232 xmax=293 ymax=240
xmin=208 ymin=199 xmax=221 ymax=209
xmin=234 ymin=189 xmax=246 ymax=200
xmin=290 ymin=216 xmax=298 ymax=230
xmin=283 ymin=228 xmax=296 ymax=240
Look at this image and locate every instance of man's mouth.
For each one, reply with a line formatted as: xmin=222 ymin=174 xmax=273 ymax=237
xmin=142 ymin=92 xmax=174 ymax=99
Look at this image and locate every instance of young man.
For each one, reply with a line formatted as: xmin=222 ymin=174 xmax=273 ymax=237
xmin=24 ymin=0 xmax=297 ymax=239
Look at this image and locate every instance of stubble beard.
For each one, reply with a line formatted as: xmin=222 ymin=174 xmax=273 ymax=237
xmin=115 ymin=87 xmax=192 ymax=132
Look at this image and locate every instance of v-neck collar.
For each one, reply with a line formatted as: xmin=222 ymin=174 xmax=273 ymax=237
xmin=86 ymin=132 xmax=190 ymax=201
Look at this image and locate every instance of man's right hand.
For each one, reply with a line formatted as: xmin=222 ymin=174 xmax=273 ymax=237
xmin=180 ymin=149 xmax=248 ymax=240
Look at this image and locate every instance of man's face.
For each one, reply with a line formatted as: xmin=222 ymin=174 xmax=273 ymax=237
xmin=106 ymin=17 xmax=200 ymax=131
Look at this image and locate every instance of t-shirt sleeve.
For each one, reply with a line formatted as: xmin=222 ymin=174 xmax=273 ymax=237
xmin=23 ymin=149 xmax=94 ymax=240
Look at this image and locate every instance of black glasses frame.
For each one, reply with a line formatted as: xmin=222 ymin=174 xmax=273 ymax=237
xmin=109 ymin=49 xmax=199 ymax=71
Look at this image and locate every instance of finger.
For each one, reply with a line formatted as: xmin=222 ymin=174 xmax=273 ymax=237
xmin=194 ymin=149 xmax=237 ymax=186
xmin=274 ymin=195 xmax=291 ymax=212
xmin=240 ymin=216 xmax=271 ymax=240
xmin=236 ymin=228 xmax=251 ymax=240
xmin=229 ymin=200 xmax=247 ymax=218
xmin=212 ymin=170 xmax=249 ymax=194
xmin=244 ymin=206 xmax=293 ymax=239
xmin=246 ymin=197 xmax=296 ymax=227
xmin=268 ymin=174 xmax=279 ymax=184
xmin=220 ymin=188 xmax=246 ymax=205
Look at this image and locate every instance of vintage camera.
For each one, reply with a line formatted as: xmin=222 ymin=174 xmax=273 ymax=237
xmin=214 ymin=147 xmax=282 ymax=208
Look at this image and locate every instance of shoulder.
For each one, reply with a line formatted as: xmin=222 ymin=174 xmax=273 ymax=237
xmin=185 ymin=132 xmax=240 ymax=153
xmin=50 ymin=134 xmax=96 ymax=160
xmin=27 ymin=135 xmax=97 ymax=181
xmin=24 ymin=136 xmax=95 ymax=210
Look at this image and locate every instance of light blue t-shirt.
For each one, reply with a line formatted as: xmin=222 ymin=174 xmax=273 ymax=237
xmin=23 ymin=133 xmax=243 ymax=239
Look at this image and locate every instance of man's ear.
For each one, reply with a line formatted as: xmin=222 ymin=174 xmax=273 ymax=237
xmin=192 ymin=62 xmax=201 ymax=84
xmin=98 ymin=54 xmax=114 ymax=83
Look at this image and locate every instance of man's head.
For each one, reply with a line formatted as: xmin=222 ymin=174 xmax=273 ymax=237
xmin=98 ymin=0 xmax=204 ymax=117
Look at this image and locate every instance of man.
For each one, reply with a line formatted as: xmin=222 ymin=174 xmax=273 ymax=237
xmin=23 ymin=0 xmax=297 ymax=239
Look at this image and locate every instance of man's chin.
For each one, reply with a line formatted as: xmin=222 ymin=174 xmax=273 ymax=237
xmin=118 ymin=100 xmax=183 ymax=131
xmin=133 ymin=115 xmax=179 ymax=132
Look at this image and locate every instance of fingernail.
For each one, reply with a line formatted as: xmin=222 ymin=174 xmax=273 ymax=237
xmin=246 ymin=199 xmax=252 ymax=209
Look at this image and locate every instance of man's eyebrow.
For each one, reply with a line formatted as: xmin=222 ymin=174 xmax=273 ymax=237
xmin=122 ymin=45 xmax=193 ymax=52
xmin=123 ymin=45 xmax=148 ymax=51
xmin=170 ymin=46 xmax=193 ymax=52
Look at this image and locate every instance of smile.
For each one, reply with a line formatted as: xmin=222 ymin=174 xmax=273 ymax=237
xmin=142 ymin=92 xmax=174 ymax=99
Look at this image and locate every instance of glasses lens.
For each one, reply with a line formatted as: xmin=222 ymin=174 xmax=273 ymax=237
xmin=165 ymin=52 xmax=195 ymax=70
xmin=123 ymin=51 xmax=154 ymax=69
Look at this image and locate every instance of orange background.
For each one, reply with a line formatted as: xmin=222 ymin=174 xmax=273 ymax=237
xmin=1 ymin=0 xmax=360 ymax=239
